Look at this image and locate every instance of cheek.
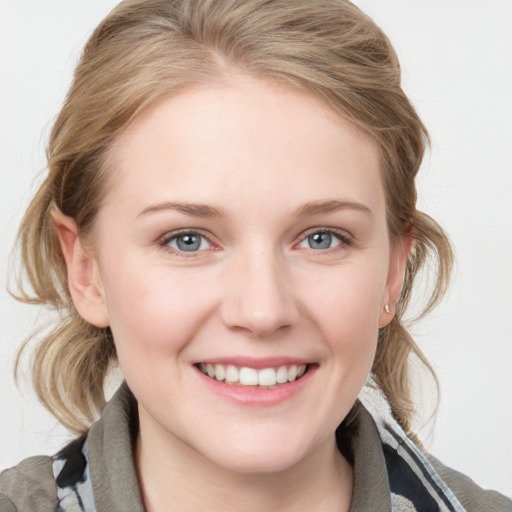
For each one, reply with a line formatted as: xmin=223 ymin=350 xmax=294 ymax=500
xmin=300 ymin=262 xmax=386 ymax=390
xmin=301 ymin=263 xmax=386 ymax=340
xmin=101 ymin=263 xmax=217 ymax=357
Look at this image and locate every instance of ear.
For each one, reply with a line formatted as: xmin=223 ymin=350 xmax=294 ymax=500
xmin=52 ymin=206 xmax=110 ymax=328
xmin=378 ymin=234 xmax=413 ymax=328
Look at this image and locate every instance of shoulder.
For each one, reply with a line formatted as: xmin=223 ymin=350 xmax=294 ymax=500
xmin=0 ymin=456 xmax=58 ymax=512
xmin=427 ymin=454 xmax=512 ymax=512
xmin=355 ymin=386 xmax=512 ymax=511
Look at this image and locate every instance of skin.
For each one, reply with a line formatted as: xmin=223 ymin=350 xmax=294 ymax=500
xmin=54 ymin=78 xmax=409 ymax=511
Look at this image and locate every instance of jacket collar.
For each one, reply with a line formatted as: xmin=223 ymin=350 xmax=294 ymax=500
xmin=86 ymin=382 xmax=393 ymax=511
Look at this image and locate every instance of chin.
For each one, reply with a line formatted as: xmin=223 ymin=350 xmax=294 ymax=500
xmin=197 ymin=431 xmax=313 ymax=475
xmin=212 ymin=451 xmax=305 ymax=475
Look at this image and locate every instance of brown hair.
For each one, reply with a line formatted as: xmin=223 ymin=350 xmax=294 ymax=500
xmin=14 ymin=0 xmax=452 ymax=434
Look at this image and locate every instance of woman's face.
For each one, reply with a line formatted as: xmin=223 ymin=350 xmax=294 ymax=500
xmin=82 ymin=79 xmax=406 ymax=473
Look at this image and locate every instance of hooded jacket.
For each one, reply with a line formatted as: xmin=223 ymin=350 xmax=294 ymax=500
xmin=1 ymin=383 xmax=510 ymax=512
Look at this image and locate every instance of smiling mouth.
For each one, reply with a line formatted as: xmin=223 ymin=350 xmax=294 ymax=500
xmin=196 ymin=363 xmax=310 ymax=388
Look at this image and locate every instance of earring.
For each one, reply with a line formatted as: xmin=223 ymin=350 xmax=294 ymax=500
xmin=384 ymin=304 xmax=391 ymax=314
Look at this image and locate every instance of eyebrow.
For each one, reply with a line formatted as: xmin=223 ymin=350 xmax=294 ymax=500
xmin=137 ymin=199 xmax=372 ymax=220
xmin=137 ymin=202 xmax=225 ymax=219
xmin=294 ymin=199 xmax=373 ymax=218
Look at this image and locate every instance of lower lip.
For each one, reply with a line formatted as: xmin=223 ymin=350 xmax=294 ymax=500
xmin=194 ymin=365 xmax=317 ymax=406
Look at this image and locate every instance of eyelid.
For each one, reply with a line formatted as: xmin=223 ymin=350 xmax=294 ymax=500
xmin=157 ymin=228 xmax=218 ymax=255
xmin=295 ymin=227 xmax=353 ymax=249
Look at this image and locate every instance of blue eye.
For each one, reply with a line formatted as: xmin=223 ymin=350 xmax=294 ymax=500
xmin=167 ymin=233 xmax=211 ymax=252
xmin=299 ymin=231 xmax=343 ymax=250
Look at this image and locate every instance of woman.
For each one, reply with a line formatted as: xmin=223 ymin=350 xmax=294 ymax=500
xmin=1 ymin=0 xmax=510 ymax=510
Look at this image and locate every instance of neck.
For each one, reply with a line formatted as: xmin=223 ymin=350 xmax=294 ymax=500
xmin=135 ymin=414 xmax=353 ymax=512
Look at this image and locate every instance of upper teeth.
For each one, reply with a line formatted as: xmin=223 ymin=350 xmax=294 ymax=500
xmin=199 ymin=363 xmax=307 ymax=387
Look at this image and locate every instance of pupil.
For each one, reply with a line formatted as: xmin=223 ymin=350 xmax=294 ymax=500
xmin=309 ymin=232 xmax=331 ymax=249
xmin=177 ymin=234 xmax=200 ymax=251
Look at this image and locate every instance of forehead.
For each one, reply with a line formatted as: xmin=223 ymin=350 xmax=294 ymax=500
xmin=105 ymin=79 xmax=383 ymax=217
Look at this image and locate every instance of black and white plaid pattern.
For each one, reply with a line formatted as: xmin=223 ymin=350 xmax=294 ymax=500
xmin=360 ymin=384 xmax=467 ymax=512
xmin=53 ymin=438 xmax=96 ymax=512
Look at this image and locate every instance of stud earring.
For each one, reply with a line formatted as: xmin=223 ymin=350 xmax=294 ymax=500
xmin=384 ymin=304 xmax=391 ymax=314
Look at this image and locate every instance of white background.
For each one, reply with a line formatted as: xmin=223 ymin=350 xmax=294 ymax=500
xmin=1 ymin=0 xmax=511 ymax=497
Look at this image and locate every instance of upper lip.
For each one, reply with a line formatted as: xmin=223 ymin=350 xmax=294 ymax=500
xmin=194 ymin=356 xmax=313 ymax=369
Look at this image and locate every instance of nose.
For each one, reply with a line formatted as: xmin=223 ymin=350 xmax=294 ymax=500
xmin=220 ymin=248 xmax=300 ymax=339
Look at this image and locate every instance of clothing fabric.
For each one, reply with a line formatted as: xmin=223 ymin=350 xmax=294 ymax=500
xmin=1 ymin=383 xmax=510 ymax=512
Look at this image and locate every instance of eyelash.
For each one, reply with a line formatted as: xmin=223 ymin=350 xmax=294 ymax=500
xmin=157 ymin=229 xmax=216 ymax=258
xmin=296 ymin=227 xmax=352 ymax=252
xmin=157 ymin=227 xmax=352 ymax=257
